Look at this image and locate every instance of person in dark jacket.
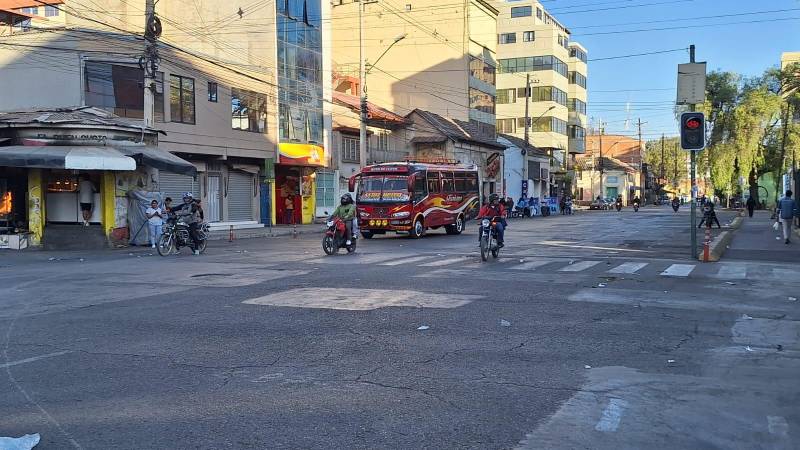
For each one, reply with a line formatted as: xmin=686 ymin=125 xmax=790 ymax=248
xmin=698 ymin=200 xmax=721 ymax=228
xmin=746 ymin=196 xmax=756 ymax=217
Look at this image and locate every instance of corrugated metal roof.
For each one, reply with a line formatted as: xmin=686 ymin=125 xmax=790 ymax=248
xmin=0 ymin=106 xmax=158 ymax=133
xmin=410 ymin=109 xmax=507 ymax=150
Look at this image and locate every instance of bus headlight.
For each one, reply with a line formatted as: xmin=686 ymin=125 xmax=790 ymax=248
xmin=369 ymin=220 xmax=376 ymax=226
xmin=391 ymin=211 xmax=410 ymax=218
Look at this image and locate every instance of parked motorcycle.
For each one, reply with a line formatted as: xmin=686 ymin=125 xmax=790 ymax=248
xmin=479 ymin=216 xmax=502 ymax=262
xmin=157 ymin=219 xmax=209 ymax=256
xmin=322 ymin=216 xmax=356 ymax=255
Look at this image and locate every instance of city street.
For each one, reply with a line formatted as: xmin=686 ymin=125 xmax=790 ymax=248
xmin=2 ymin=206 xmax=798 ymax=449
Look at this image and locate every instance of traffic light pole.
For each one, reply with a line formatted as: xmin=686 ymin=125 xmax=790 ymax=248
xmin=689 ymin=45 xmax=697 ymax=258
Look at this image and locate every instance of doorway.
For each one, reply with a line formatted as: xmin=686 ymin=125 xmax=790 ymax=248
xmin=207 ymin=174 xmax=221 ymax=222
xmin=275 ymin=166 xmax=301 ymax=224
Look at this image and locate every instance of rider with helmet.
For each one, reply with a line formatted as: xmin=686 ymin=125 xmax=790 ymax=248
xmin=478 ymin=193 xmax=507 ymax=247
xmin=171 ymin=192 xmax=204 ymax=255
xmin=331 ymin=193 xmax=356 ymax=245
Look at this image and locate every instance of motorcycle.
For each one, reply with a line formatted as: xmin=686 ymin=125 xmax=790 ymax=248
xmin=633 ymin=202 xmax=640 ymax=212
xmin=479 ymin=216 xmax=502 ymax=262
xmin=157 ymin=219 xmax=208 ymax=256
xmin=564 ymin=199 xmax=573 ymax=215
xmin=672 ymin=201 xmax=680 ymax=212
xmin=322 ymin=216 xmax=356 ymax=255
xmin=615 ymin=201 xmax=623 ymax=212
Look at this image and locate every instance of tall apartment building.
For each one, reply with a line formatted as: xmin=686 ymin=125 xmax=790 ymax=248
xmin=495 ymin=0 xmax=587 ymax=196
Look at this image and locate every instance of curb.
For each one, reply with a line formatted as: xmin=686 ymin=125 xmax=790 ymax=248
xmin=697 ymin=213 xmax=743 ymax=262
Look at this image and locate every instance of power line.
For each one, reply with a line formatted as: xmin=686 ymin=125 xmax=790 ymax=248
xmin=574 ymin=16 xmax=800 ymax=36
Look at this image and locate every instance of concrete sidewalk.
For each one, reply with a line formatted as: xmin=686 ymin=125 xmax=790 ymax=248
xmin=724 ymin=210 xmax=800 ymax=262
xmin=206 ymin=223 xmax=322 ymax=241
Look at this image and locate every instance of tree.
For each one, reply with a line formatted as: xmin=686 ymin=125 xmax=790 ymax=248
xmin=644 ymin=136 xmax=688 ymax=195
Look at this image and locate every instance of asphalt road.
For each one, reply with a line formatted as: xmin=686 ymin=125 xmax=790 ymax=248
xmin=2 ymin=205 xmax=798 ymax=449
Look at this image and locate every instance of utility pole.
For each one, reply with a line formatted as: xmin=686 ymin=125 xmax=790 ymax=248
xmin=142 ymin=0 xmax=160 ymax=130
xmin=358 ymin=0 xmax=368 ymax=168
xmin=660 ymin=133 xmax=666 ymax=186
xmin=598 ymin=123 xmax=604 ymax=199
xmin=689 ymin=44 xmax=698 ymax=257
xmin=637 ymin=118 xmax=646 ymax=202
xmin=674 ymin=141 xmax=678 ymax=188
xmin=523 ymin=73 xmax=531 ymax=179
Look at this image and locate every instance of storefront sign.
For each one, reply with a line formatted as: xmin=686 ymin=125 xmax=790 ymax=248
xmin=485 ymin=152 xmax=500 ymax=178
xmin=278 ymin=143 xmax=326 ymax=167
xmin=521 ymin=180 xmax=528 ymax=198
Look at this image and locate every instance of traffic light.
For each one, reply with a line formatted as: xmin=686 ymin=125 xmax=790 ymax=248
xmin=680 ymin=112 xmax=705 ymax=150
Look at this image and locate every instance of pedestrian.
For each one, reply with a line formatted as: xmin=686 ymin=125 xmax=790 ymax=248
xmin=746 ymin=196 xmax=756 ymax=218
xmin=559 ymin=196 xmax=566 ymax=214
xmin=78 ymin=175 xmax=96 ymax=226
xmin=145 ymin=199 xmax=164 ymax=248
xmin=163 ymin=197 xmax=173 ymax=222
xmin=776 ymin=190 xmax=797 ymax=244
xmin=285 ymin=194 xmax=295 ymax=224
xmin=698 ymin=200 xmax=721 ymax=229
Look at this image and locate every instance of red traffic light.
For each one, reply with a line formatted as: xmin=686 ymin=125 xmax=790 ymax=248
xmin=685 ymin=118 xmax=702 ymax=130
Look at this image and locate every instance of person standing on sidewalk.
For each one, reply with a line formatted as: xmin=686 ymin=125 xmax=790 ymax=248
xmin=285 ymin=194 xmax=295 ymax=225
xmin=145 ymin=199 xmax=164 ymax=248
xmin=776 ymin=190 xmax=797 ymax=244
xmin=746 ymin=196 xmax=756 ymax=218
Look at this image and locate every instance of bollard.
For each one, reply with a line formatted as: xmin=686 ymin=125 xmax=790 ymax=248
xmin=702 ymin=226 xmax=711 ymax=262
xmin=229 ymin=225 xmax=234 ymax=242
xmin=292 ymin=222 xmax=297 ymax=239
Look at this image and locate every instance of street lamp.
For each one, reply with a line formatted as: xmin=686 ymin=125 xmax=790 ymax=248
xmin=359 ymin=24 xmax=407 ymax=167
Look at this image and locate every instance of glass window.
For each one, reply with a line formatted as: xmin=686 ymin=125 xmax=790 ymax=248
xmin=511 ymin=6 xmax=532 ymax=18
xmin=20 ymin=7 xmax=38 ymax=15
xmin=442 ymin=172 xmax=455 ymax=193
xmin=496 ymin=118 xmax=516 ymax=134
xmin=569 ymin=47 xmax=587 ymax=62
xmin=426 ymin=172 xmax=440 ymax=193
xmin=569 ymin=98 xmax=587 ymax=114
xmin=207 ymin=81 xmax=218 ymax=102
xmin=496 ymin=89 xmax=516 ymax=105
xmin=523 ymin=31 xmax=535 ymax=42
xmin=170 ymin=75 xmax=195 ymax=124
xmin=231 ymin=87 xmax=268 ymax=132
xmin=341 ymin=135 xmax=359 ymax=162
xmin=569 ymin=71 xmax=587 ymax=88
xmin=498 ymin=33 xmax=516 ymax=44
xmin=469 ymin=56 xmax=495 ymax=85
xmin=569 ymin=125 xmax=585 ymax=139
xmin=358 ymin=176 xmax=410 ymax=203
xmin=454 ymin=174 xmax=467 ymax=192
xmin=536 ymin=8 xmax=542 ymax=19
xmin=44 ymin=5 xmax=59 ymax=16
xmin=84 ymin=62 xmax=164 ymax=121
xmin=469 ymin=88 xmax=495 ymax=115
xmin=412 ymin=173 xmax=427 ymax=203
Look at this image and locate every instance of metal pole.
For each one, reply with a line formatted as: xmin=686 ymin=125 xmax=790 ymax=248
xmin=358 ymin=1 xmax=368 ymax=168
xmin=523 ymin=73 xmax=531 ymax=179
xmin=143 ymin=0 xmax=157 ymax=129
xmin=689 ymin=44 xmax=697 ymax=258
xmin=599 ymin=124 xmax=604 ymax=198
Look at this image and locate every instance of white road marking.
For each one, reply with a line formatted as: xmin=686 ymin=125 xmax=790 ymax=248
xmin=378 ymin=256 xmax=434 ymax=266
xmin=661 ymin=264 xmax=695 ymax=277
xmin=419 ymin=257 xmax=467 ymax=267
xmin=558 ymin=260 xmax=601 ymax=272
xmin=243 ymin=288 xmax=481 ymax=310
xmin=594 ymin=398 xmax=628 ymax=432
xmin=510 ymin=260 xmax=554 ymax=271
xmin=0 ymin=351 xmax=72 ymax=369
xmin=767 ymin=416 xmax=789 ymax=437
xmin=608 ymin=262 xmax=648 ymax=274
xmin=713 ymin=264 xmax=747 ymax=280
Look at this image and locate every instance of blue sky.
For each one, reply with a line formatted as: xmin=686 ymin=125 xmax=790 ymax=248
xmin=547 ymin=0 xmax=800 ymax=141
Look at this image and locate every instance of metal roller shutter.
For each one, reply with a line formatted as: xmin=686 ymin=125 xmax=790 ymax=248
xmin=158 ymin=172 xmax=199 ymax=201
xmin=227 ymin=171 xmax=253 ymax=221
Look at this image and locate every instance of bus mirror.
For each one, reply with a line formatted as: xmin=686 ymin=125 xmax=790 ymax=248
xmin=407 ymin=175 xmax=415 ymax=192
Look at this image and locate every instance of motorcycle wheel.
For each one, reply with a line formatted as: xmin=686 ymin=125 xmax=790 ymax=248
xmin=197 ymin=239 xmax=208 ymax=254
xmin=156 ymin=234 xmax=174 ymax=256
xmin=479 ymin=235 xmax=489 ymax=262
xmin=346 ymin=238 xmax=357 ymax=253
xmin=322 ymin=235 xmax=336 ymax=255
xmin=491 ymin=242 xmax=499 ymax=259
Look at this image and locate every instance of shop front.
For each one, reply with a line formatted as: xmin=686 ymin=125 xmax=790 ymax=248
xmin=274 ymin=142 xmax=326 ymax=225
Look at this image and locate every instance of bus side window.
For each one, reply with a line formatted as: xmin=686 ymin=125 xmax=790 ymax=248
xmin=412 ymin=173 xmax=427 ymax=203
xmin=442 ymin=172 xmax=456 ymax=193
xmin=427 ymin=172 xmax=440 ymax=194
xmin=467 ymin=173 xmax=479 ymax=193
xmin=454 ymin=174 xmax=467 ymax=192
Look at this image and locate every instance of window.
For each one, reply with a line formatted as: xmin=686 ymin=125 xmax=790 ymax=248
xmin=544 ymin=13 xmax=552 ymax=25
xmin=569 ymin=47 xmax=588 ymax=62
xmin=498 ymin=55 xmax=568 ymax=77
xmin=496 ymin=118 xmax=516 ymax=134
xmin=20 ymin=7 xmax=38 ymax=15
xmin=524 ymin=86 xmax=568 ymax=106
xmin=170 ymin=75 xmax=195 ymax=124
xmin=568 ymin=98 xmax=587 ymax=115
xmin=469 ymin=88 xmax=495 ymax=115
xmin=536 ymin=8 xmax=542 ymax=19
xmin=607 ymin=176 xmax=619 ymax=184
xmin=231 ymin=87 xmax=268 ymax=132
xmin=496 ymin=89 xmax=516 ymax=105
xmin=426 ymin=172 xmax=440 ymax=193
xmin=376 ymin=131 xmax=389 ymax=151
xmin=558 ymin=35 xmax=569 ymax=49
xmin=568 ymin=71 xmax=587 ymax=88
xmin=44 ymin=5 xmax=59 ymax=16
xmin=315 ymin=170 xmax=336 ymax=209
xmin=442 ymin=172 xmax=455 ymax=193
xmin=568 ymin=125 xmax=585 ymax=139
xmin=511 ymin=6 xmax=532 ymax=18
xmin=498 ymin=33 xmax=516 ymax=44
xmin=532 ymin=117 xmax=567 ymax=135
xmin=454 ymin=174 xmax=467 ymax=192
xmin=523 ymin=31 xmax=535 ymax=42
xmin=207 ymin=82 xmax=218 ymax=102
xmin=469 ymin=56 xmax=496 ymax=85
xmin=516 ymin=117 xmax=529 ymax=128
xmin=412 ymin=173 xmax=427 ymax=203
xmin=341 ymin=135 xmax=359 ymax=162
xmin=84 ymin=62 xmax=164 ymax=121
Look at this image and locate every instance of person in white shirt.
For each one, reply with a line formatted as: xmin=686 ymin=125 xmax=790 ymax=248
xmin=145 ymin=199 xmax=164 ymax=248
xmin=78 ymin=176 xmax=96 ymax=226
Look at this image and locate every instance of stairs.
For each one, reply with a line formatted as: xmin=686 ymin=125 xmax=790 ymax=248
xmin=43 ymin=224 xmax=108 ymax=251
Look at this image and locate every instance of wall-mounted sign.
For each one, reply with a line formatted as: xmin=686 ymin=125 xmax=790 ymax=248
xmin=278 ymin=142 xmax=326 ymax=167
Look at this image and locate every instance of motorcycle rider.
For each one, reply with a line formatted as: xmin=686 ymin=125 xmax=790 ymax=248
xmin=632 ymin=195 xmax=641 ymax=210
xmin=331 ymin=193 xmax=356 ymax=245
xmin=171 ymin=192 xmax=204 ymax=255
xmin=478 ymin=193 xmax=507 ymax=248
xmin=616 ymin=194 xmax=623 ymax=210
xmin=671 ymin=196 xmax=681 ymax=212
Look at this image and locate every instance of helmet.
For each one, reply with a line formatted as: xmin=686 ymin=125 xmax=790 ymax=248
xmin=182 ymin=192 xmax=194 ymax=199
xmin=488 ymin=193 xmax=500 ymax=204
xmin=340 ymin=193 xmax=353 ymax=205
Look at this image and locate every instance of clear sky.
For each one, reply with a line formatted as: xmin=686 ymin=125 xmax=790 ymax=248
xmin=546 ymin=0 xmax=800 ymax=141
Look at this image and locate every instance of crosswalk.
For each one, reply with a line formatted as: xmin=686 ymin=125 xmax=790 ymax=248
xmin=304 ymin=252 xmax=800 ymax=282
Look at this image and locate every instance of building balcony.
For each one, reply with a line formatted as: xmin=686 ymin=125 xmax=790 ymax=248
xmin=568 ymin=111 xmax=587 ymax=126
xmin=568 ymin=137 xmax=586 ymax=154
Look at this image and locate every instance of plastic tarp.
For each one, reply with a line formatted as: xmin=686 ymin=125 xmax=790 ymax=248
xmin=128 ymin=190 xmax=163 ymax=246
xmin=120 ymin=146 xmax=197 ymax=176
xmin=0 ymin=146 xmax=135 ymax=170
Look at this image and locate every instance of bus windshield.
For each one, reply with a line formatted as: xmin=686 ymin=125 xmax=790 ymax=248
xmin=357 ymin=175 xmax=410 ymax=203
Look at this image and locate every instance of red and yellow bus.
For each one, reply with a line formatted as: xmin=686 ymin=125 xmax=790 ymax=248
xmin=349 ymin=161 xmax=480 ymax=238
